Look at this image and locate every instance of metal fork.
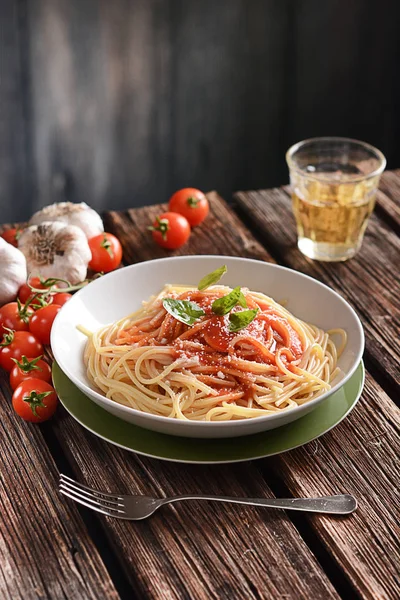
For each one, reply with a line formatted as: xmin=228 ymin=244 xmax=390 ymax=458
xmin=59 ymin=474 xmax=357 ymax=520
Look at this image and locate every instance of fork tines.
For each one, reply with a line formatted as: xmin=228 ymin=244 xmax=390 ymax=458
xmin=59 ymin=473 xmax=126 ymax=518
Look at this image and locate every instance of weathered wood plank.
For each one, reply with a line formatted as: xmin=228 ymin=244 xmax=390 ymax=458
xmin=289 ymin=0 xmax=399 ymax=167
xmin=377 ymin=170 xmax=400 ymax=230
xmin=105 ymin=193 xmax=400 ymax=599
xmin=2 ymin=0 xmax=400 ymax=225
xmin=3 ymin=188 xmax=399 ymax=598
xmin=50 ymin=194 xmax=339 ymax=600
xmin=234 ymin=187 xmax=400 ymax=391
xmin=0 ymin=1 xmax=32 ymax=223
xmin=53 ymin=414 xmax=340 ymax=600
xmin=23 ymin=0 xmax=289 ymax=221
xmin=103 ymin=192 xmax=270 ymax=265
xmin=271 ymin=372 xmax=400 ymax=600
xmin=0 ymin=378 xmax=118 ymax=599
xmin=234 ymin=185 xmax=400 ymax=598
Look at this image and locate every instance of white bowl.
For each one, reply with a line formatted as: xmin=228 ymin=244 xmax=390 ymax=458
xmin=51 ymin=256 xmax=364 ymax=438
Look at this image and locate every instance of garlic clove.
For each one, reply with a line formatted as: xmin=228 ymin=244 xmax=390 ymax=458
xmin=0 ymin=237 xmax=27 ymax=306
xmin=18 ymin=221 xmax=92 ymax=285
xmin=29 ymin=201 xmax=104 ymax=239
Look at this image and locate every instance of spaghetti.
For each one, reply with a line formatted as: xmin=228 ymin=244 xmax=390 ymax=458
xmin=84 ymin=283 xmax=346 ymax=421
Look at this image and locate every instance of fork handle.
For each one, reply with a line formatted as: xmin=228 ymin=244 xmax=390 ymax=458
xmin=161 ymin=494 xmax=357 ymax=515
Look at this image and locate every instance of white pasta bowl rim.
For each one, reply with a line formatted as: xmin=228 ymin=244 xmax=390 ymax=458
xmin=51 ymin=255 xmax=364 ymax=436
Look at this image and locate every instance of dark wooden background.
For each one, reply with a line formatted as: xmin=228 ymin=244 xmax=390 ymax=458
xmin=1 ymin=0 xmax=400 ymax=223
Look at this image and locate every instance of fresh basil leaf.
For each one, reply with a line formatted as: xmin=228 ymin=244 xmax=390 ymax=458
xmin=228 ymin=308 xmax=259 ymax=332
xmin=238 ymin=291 xmax=247 ymax=308
xmin=197 ymin=265 xmax=227 ymax=291
xmin=212 ymin=286 xmax=246 ymax=316
xmin=162 ymin=298 xmax=205 ymax=326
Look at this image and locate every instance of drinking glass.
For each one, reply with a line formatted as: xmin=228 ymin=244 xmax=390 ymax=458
xmin=286 ymin=137 xmax=386 ymax=261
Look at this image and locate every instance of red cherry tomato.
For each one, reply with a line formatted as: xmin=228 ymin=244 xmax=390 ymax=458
xmin=0 ymin=331 xmax=43 ymax=372
xmin=51 ymin=292 xmax=72 ymax=306
xmin=150 ymin=212 xmax=191 ymax=249
xmin=9 ymin=355 xmax=52 ymax=390
xmin=18 ymin=277 xmax=47 ymax=305
xmin=29 ymin=304 xmax=61 ymax=345
xmin=0 ymin=302 xmax=34 ymax=336
xmin=12 ymin=379 xmax=58 ymax=422
xmin=88 ymin=233 xmax=123 ymax=273
xmin=168 ymin=188 xmax=209 ymax=226
xmin=1 ymin=227 xmax=22 ymax=247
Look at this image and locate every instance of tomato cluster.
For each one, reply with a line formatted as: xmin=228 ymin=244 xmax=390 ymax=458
xmin=0 ymin=278 xmax=68 ymax=422
xmin=150 ymin=188 xmax=209 ymax=249
xmin=0 ymin=226 xmax=124 ymax=424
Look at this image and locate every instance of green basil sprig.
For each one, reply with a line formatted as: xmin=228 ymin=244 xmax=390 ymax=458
xmin=228 ymin=308 xmax=259 ymax=332
xmin=162 ymin=298 xmax=205 ymax=326
xmin=197 ymin=265 xmax=227 ymax=291
xmin=211 ymin=286 xmax=247 ymax=316
xmin=163 ymin=265 xmax=256 ymax=330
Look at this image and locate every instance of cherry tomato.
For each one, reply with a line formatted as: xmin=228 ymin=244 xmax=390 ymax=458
xmin=88 ymin=233 xmax=123 ymax=273
xmin=12 ymin=379 xmax=58 ymax=423
xmin=168 ymin=188 xmax=209 ymax=226
xmin=18 ymin=277 xmax=47 ymax=305
xmin=0 ymin=331 xmax=43 ymax=372
xmin=51 ymin=292 xmax=72 ymax=306
xmin=9 ymin=355 xmax=52 ymax=390
xmin=0 ymin=227 xmax=22 ymax=247
xmin=0 ymin=302 xmax=34 ymax=336
xmin=29 ymin=304 xmax=61 ymax=345
xmin=150 ymin=212 xmax=191 ymax=249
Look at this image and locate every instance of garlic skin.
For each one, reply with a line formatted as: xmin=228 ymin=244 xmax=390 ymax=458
xmin=29 ymin=202 xmax=104 ymax=239
xmin=0 ymin=237 xmax=27 ymax=306
xmin=18 ymin=222 xmax=91 ymax=285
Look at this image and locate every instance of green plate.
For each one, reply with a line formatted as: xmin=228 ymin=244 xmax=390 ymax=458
xmin=52 ymin=361 xmax=364 ymax=464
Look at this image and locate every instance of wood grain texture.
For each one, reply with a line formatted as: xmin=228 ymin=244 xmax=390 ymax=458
xmin=103 ymin=192 xmax=271 ymax=265
xmin=49 ymin=194 xmax=340 ymax=600
xmin=24 ymin=0 xmax=289 ymax=220
xmin=234 ymin=187 xmax=400 ymax=391
xmin=377 ymin=170 xmax=400 ymax=230
xmin=4 ymin=0 xmax=399 ymax=223
xmin=289 ymin=0 xmax=400 ymax=167
xmin=0 ymin=378 xmax=118 ymax=599
xmin=234 ymin=184 xmax=400 ymax=598
xmin=2 ymin=184 xmax=399 ymax=597
xmin=0 ymin=1 xmax=32 ymax=222
xmin=52 ymin=415 xmax=340 ymax=600
xmin=271 ymin=372 xmax=400 ymax=600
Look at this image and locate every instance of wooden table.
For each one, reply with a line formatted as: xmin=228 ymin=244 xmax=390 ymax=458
xmin=1 ymin=171 xmax=399 ymax=600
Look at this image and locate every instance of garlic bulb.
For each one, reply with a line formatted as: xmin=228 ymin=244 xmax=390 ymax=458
xmin=0 ymin=237 xmax=27 ymax=306
xmin=29 ymin=202 xmax=104 ymax=239
xmin=18 ymin=222 xmax=91 ymax=285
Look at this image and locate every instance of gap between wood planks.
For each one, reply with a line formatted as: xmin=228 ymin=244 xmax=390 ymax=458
xmin=55 ymin=200 xmax=344 ymax=600
xmin=2 ymin=193 xmax=395 ymax=599
xmin=100 ymin=198 xmax=362 ymax=599
xmin=230 ymin=191 xmax=400 ymax=599
xmin=259 ymin=468 xmax=359 ymax=600
xmin=0 ymin=208 xmax=342 ymax=599
xmin=39 ymin=419 xmax=141 ymax=600
xmin=375 ymin=170 xmax=400 ymax=235
xmin=41 ymin=347 xmax=140 ymax=600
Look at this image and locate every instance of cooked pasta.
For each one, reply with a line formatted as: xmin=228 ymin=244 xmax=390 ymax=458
xmin=84 ymin=282 xmax=346 ymax=421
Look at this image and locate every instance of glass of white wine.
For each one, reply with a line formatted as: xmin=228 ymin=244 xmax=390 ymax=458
xmin=286 ymin=137 xmax=386 ymax=262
